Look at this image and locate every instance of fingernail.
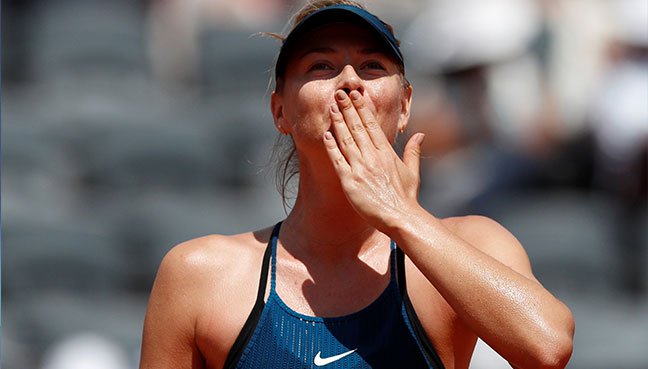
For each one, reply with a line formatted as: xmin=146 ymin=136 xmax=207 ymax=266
xmin=350 ymin=91 xmax=361 ymax=101
xmin=324 ymin=131 xmax=333 ymax=140
xmin=416 ymin=133 xmax=425 ymax=144
xmin=335 ymin=90 xmax=346 ymax=101
xmin=330 ymin=104 xmax=339 ymax=113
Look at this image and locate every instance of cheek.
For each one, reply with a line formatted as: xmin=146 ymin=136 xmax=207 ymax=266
xmin=287 ymin=82 xmax=335 ymax=131
xmin=367 ymin=83 xmax=405 ymax=140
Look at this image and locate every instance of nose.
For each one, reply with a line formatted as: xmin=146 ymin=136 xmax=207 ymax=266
xmin=337 ymin=65 xmax=364 ymax=96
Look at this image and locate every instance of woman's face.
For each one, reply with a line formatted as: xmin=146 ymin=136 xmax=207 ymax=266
xmin=271 ymin=22 xmax=412 ymax=156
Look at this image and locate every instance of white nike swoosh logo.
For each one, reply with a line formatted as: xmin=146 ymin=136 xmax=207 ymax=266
xmin=314 ymin=349 xmax=357 ymax=366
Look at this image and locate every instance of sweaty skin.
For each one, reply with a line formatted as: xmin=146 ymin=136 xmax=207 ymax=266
xmin=139 ymin=23 xmax=574 ymax=369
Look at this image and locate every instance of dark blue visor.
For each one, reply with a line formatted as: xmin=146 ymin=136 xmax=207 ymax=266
xmin=274 ymin=4 xmax=404 ymax=79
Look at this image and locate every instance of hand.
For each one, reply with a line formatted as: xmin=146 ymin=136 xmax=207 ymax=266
xmin=323 ymin=89 xmax=425 ymax=231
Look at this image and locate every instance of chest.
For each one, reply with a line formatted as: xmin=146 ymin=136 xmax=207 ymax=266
xmin=275 ymin=268 xmax=392 ymax=317
xmin=272 ymin=248 xmax=394 ymax=317
xmin=194 ymin=251 xmax=475 ymax=369
xmin=234 ymin=285 xmax=435 ymax=369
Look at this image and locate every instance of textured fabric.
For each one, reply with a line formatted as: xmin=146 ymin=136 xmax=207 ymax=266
xmin=232 ymin=223 xmax=440 ymax=369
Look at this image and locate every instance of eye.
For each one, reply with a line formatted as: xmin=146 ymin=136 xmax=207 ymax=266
xmin=362 ymin=61 xmax=386 ymax=70
xmin=308 ymin=62 xmax=334 ymax=72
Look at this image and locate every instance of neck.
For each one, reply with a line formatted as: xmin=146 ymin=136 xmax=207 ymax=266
xmin=281 ymin=153 xmax=384 ymax=261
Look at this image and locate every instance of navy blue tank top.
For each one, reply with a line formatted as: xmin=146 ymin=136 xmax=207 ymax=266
xmin=224 ymin=222 xmax=445 ymax=369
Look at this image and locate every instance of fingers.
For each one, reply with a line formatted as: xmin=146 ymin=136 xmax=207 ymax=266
xmin=329 ymin=103 xmax=362 ymax=163
xmin=335 ymin=90 xmax=374 ymax=153
xmin=323 ymin=131 xmax=351 ymax=176
xmin=347 ymin=90 xmax=391 ymax=150
xmin=403 ymin=133 xmax=424 ymax=177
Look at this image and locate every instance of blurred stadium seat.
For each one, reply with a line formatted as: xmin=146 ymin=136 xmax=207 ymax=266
xmin=566 ymin=294 xmax=648 ymax=369
xmin=199 ymin=28 xmax=279 ymax=96
xmin=111 ymin=187 xmax=284 ymax=287
xmin=77 ymin=122 xmax=224 ymax=191
xmin=3 ymin=222 xmax=130 ymax=295
xmin=3 ymin=291 xmax=146 ymax=368
xmin=27 ymin=0 xmax=148 ymax=82
xmin=487 ymin=191 xmax=620 ymax=294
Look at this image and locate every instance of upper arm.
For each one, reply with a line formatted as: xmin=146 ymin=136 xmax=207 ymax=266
xmin=447 ymin=215 xmax=538 ymax=283
xmin=139 ymin=242 xmax=207 ymax=369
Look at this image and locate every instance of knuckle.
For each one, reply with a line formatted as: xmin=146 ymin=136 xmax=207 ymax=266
xmin=350 ymin=123 xmax=365 ymax=133
xmin=334 ymin=156 xmax=347 ymax=167
xmin=333 ymin=120 xmax=346 ymax=129
xmin=367 ymin=159 xmax=384 ymax=173
xmin=364 ymin=120 xmax=380 ymax=130
xmin=355 ymin=165 xmax=370 ymax=178
xmin=365 ymin=164 xmax=379 ymax=176
xmin=341 ymin=136 xmax=355 ymax=147
xmin=332 ymin=112 xmax=346 ymax=124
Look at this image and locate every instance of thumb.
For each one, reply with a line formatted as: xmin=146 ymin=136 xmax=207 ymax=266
xmin=403 ymin=133 xmax=424 ymax=176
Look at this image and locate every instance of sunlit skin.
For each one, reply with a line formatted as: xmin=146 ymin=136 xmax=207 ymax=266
xmin=273 ymin=23 xmax=410 ymax=200
xmin=275 ymin=24 xmax=407 ymax=143
xmin=139 ymin=22 xmax=575 ymax=369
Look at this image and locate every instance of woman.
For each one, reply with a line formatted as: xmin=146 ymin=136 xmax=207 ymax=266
xmin=139 ymin=1 xmax=575 ymax=368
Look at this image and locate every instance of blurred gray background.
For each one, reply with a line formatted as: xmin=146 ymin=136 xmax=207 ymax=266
xmin=2 ymin=0 xmax=647 ymax=368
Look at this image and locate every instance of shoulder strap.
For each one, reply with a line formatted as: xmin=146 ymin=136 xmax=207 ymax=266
xmin=269 ymin=221 xmax=280 ymax=293
xmin=395 ymin=246 xmax=408 ymax=296
xmin=389 ymin=240 xmax=398 ymax=281
xmin=223 ymin=222 xmax=281 ymax=369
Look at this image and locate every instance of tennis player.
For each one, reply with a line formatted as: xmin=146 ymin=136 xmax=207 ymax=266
xmin=139 ymin=1 xmax=575 ymax=368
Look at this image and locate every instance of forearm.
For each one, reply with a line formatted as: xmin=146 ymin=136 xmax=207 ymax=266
xmin=385 ymin=205 xmax=574 ymax=368
xmin=319 ymin=86 xmax=573 ymax=366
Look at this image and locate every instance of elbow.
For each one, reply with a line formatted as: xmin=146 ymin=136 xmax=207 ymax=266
xmin=524 ymin=310 xmax=575 ymax=369
xmin=515 ymin=337 xmax=573 ymax=369
xmin=534 ymin=335 xmax=573 ymax=369
xmin=532 ymin=320 xmax=575 ymax=369
xmin=537 ymin=301 xmax=575 ymax=369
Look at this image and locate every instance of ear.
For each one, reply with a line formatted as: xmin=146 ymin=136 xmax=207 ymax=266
xmin=397 ymin=84 xmax=413 ymax=132
xmin=271 ymin=91 xmax=289 ymax=135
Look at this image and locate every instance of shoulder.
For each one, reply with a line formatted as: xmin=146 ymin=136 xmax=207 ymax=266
xmin=141 ymin=228 xmax=274 ymax=368
xmin=156 ymin=227 xmax=273 ymax=290
xmin=441 ymin=214 xmax=517 ymax=249
xmin=148 ymin=227 xmax=274 ymax=318
xmin=160 ymin=232 xmax=263 ymax=273
xmin=144 ymin=226 xmax=274 ymax=337
xmin=441 ymin=215 xmax=535 ymax=280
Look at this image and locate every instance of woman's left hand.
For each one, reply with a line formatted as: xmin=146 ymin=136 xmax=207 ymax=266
xmin=324 ymin=89 xmax=425 ymax=231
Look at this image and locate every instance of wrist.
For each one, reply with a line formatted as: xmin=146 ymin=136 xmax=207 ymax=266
xmin=383 ymin=202 xmax=439 ymax=243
